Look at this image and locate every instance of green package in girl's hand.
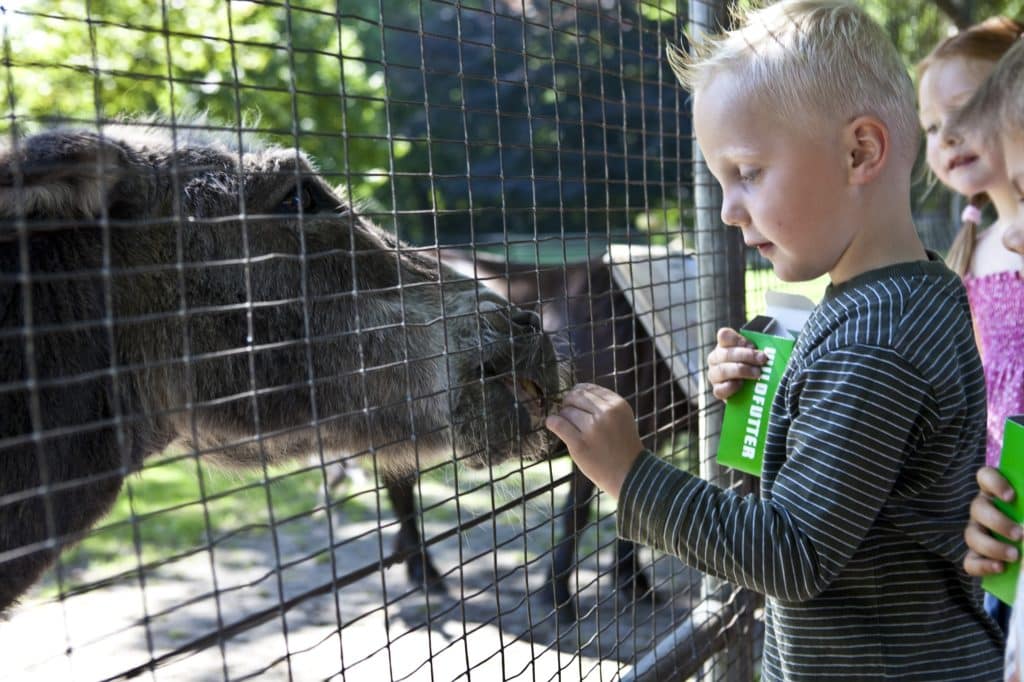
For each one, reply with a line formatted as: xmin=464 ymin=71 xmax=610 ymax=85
xmin=982 ymin=416 xmax=1024 ymax=606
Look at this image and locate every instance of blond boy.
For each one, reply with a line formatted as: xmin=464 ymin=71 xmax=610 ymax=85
xmin=547 ymin=1 xmax=1003 ymax=679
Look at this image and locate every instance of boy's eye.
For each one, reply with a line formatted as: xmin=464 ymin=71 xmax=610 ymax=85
xmin=924 ymin=124 xmax=938 ymax=135
xmin=738 ymin=169 xmax=760 ymax=183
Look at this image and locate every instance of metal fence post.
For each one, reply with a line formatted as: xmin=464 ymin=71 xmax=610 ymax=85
xmin=690 ymin=1 xmax=756 ymax=680
xmin=617 ymin=2 xmax=755 ymax=679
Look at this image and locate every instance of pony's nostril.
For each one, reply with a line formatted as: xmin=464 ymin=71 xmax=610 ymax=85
xmin=511 ymin=308 xmax=542 ymax=332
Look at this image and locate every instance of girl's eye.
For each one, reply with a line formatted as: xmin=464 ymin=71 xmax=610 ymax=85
xmin=924 ymin=124 xmax=938 ymax=135
xmin=739 ymin=169 xmax=760 ymax=183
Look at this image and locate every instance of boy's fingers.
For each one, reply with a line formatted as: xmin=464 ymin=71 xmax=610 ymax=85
xmin=708 ymin=361 xmax=762 ymax=386
xmin=576 ymin=383 xmax=624 ymax=409
xmin=716 ymin=327 xmax=753 ymax=348
xmin=712 ymin=379 xmax=744 ymax=401
xmin=545 ymin=415 xmax=581 ymax=450
xmin=556 ymin=405 xmax=596 ymax=428
xmin=977 ymin=466 xmax=1014 ymax=502
xmin=708 ymin=346 xmax=766 ymax=369
xmin=560 ymin=388 xmax=601 ymax=414
xmin=566 ymin=382 xmax=626 ymax=413
xmin=574 ymin=382 xmax=610 ymax=402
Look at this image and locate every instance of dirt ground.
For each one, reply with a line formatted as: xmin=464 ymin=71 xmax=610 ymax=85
xmin=1 ymin=460 xmax=712 ymax=682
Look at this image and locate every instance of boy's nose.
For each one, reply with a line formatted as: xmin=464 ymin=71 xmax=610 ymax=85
xmin=720 ymin=193 xmax=750 ymax=229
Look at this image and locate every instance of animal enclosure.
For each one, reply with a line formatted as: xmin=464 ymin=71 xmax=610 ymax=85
xmin=0 ymin=0 xmax=838 ymax=680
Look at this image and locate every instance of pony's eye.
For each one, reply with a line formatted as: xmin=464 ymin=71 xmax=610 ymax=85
xmin=278 ymin=185 xmax=316 ymax=213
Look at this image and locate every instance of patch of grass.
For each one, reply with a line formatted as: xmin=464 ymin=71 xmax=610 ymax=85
xmin=49 ymin=453 xmax=332 ymax=592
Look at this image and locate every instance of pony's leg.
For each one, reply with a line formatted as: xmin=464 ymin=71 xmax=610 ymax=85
xmin=614 ymin=538 xmax=659 ymax=601
xmin=546 ymin=464 xmax=596 ymax=619
xmin=385 ymin=476 xmax=446 ymax=594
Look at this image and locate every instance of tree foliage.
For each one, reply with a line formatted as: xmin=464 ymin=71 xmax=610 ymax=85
xmin=5 ymin=0 xmax=689 ymax=244
xmin=4 ymin=0 xmax=1021 ymax=245
xmin=862 ymin=0 xmax=1024 ymax=65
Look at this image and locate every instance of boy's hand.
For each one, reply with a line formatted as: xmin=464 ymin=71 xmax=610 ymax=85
xmin=707 ymin=327 xmax=768 ymax=401
xmin=545 ymin=383 xmax=644 ymax=499
xmin=964 ymin=466 xmax=1022 ymax=576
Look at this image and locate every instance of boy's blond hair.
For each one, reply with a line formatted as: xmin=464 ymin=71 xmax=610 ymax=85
xmin=953 ymin=38 xmax=1024 ymax=136
xmin=671 ymin=0 xmax=918 ymax=163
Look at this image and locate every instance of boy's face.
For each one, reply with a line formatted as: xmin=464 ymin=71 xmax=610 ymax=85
xmin=1002 ymin=130 xmax=1024 ymax=256
xmin=693 ymin=73 xmax=854 ymax=282
xmin=918 ymin=58 xmax=1006 ymax=199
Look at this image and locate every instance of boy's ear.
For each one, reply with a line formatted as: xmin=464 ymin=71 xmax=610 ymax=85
xmin=843 ymin=116 xmax=889 ymax=185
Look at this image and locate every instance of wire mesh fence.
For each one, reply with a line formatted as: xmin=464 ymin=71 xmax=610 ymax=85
xmin=0 ymin=0 xmax=966 ymax=680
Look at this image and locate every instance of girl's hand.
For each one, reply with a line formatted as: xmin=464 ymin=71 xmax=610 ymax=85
xmin=706 ymin=327 xmax=768 ymax=401
xmin=545 ymin=383 xmax=644 ymax=499
xmin=964 ymin=466 xmax=1022 ymax=576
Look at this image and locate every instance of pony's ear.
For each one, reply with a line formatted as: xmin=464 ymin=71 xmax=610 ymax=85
xmin=0 ymin=131 xmax=130 ymax=219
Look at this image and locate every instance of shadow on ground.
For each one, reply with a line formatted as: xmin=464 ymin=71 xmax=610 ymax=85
xmin=2 ymin=458 xmax=706 ymax=681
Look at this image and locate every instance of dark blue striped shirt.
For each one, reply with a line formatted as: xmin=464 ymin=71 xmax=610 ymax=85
xmin=618 ymin=255 xmax=1003 ymax=680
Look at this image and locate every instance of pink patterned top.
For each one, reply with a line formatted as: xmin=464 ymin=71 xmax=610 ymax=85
xmin=964 ymin=270 xmax=1024 ymax=467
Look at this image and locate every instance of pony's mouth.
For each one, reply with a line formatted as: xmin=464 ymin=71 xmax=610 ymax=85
xmin=504 ymin=375 xmax=547 ymax=424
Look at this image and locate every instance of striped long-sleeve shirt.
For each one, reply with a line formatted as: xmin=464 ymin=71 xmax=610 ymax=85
xmin=618 ymin=255 xmax=1004 ymax=681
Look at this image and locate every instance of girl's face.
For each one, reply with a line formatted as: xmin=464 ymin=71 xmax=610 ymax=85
xmin=919 ymin=58 xmax=1006 ymax=197
xmin=1002 ymin=130 xmax=1024 ymax=255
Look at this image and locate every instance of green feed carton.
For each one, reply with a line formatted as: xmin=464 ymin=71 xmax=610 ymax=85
xmin=981 ymin=416 xmax=1024 ymax=606
xmin=716 ymin=292 xmax=814 ymax=477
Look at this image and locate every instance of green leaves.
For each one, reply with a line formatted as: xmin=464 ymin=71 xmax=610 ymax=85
xmin=5 ymin=1 xmax=690 ymax=246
